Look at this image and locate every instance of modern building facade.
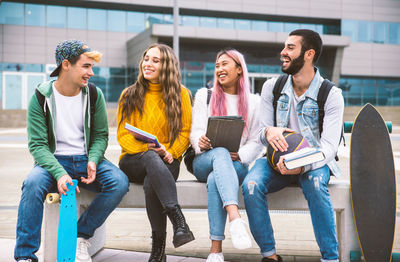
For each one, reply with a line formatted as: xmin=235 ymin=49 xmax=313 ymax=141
xmin=1 ymin=0 xmax=399 ymax=109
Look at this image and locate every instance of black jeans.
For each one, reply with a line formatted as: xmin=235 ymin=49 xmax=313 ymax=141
xmin=119 ymin=150 xmax=180 ymax=233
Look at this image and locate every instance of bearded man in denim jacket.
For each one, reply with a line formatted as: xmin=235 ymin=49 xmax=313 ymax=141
xmin=242 ymin=29 xmax=344 ymax=262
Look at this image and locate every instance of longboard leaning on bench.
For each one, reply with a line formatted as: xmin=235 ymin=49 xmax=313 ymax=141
xmin=46 ymin=179 xmax=78 ymax=262
xmin=349 ymin=103 xmax=396 ymax=262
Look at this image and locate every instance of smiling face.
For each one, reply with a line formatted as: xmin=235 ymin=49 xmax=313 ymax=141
xmin=64 ymin=54 xmax=95 ymax=88
xmin=215 ymin=53 xmax=242 ymax=91
xmin=280 ymin=35 xmax=306 ymax=75
xmin=142 ymin=47 xmax=161 ymax=83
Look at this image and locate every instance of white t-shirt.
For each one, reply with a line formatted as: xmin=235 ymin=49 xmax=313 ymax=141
xmin=53 ymin=84 xmax=86 ymax=155
xmin=288 ymin=89 xmax=305 ymax=133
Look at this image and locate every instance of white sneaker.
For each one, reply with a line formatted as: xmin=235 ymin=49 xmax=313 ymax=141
xmin=76 ymin=237 xmax=92 ymax=262
xmin=17 ymin=260 xmax=32 ymax=262
xmin=228 ymin=218 xmax=252 ymax=249
xmin=206 ymin=252 xmax=224 ymax=262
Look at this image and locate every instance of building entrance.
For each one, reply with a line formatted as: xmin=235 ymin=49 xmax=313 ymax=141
xmin=249 ymin=73 xmax=280 ymax=94
xmin=2 ymin=72 xmax=46 ymax=109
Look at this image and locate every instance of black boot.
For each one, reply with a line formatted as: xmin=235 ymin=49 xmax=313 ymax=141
xmin=148 ymin=231 xmax=166 ymax=262
xmin=164 ymin=205 xmax=195 ymax=248
xmin=261 ymin=255 xmax=283 ymax=262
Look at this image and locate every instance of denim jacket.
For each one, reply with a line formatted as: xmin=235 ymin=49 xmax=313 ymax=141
xmin=259 ymin=69 xmax=344 ymax=177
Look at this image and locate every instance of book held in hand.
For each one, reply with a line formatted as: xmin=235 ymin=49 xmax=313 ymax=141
xmin=205 ymin=116 xmax=245 ymax=152
xmin=124 ymin=123 xmax=161 ymax=148
xmin=283 ymin=147 xmax=325 ymax=170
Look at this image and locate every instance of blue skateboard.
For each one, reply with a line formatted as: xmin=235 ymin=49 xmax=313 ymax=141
xmin=46 ymin=179 xmax=78 ymax=262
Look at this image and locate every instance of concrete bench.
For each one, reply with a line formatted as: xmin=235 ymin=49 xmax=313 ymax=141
xmin=43 ymin=179 xmax=359 ymax=262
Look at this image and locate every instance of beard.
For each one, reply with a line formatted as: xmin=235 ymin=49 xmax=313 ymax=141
xmin=281 ymin=50 xmax=305 ymax=75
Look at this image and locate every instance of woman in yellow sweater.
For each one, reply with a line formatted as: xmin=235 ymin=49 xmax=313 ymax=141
xmin=117 ymin=43 xmax=194 ymax=262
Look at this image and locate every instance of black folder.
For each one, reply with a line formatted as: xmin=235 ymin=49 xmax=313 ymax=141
xmin=205 ymin=116 xmax=245 ymax=152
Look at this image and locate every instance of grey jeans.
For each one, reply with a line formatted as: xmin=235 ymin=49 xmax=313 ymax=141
xmin=119 ymin=150 xmax=180 ymax=233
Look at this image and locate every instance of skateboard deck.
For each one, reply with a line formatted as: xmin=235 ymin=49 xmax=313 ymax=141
xmin=350 ymin=103 xmax=396 ymax=262
xmin=53 ymin=179 xmax=78 ymax=262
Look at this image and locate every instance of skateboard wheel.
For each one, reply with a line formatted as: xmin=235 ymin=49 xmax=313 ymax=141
xmin=344 ymin=121 xmax=353 ymax=133
xmin=46 ymin=193 xmax=60 ymax=204
xmin=350 ymin=251 xmax=361 ymax=262
xmin=392 ymin=253 xmax=400 ymax=262
xmin=344 ymin=121 xmax=392 ymax=133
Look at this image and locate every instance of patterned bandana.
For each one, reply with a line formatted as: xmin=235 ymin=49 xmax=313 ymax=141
xmin=50 ymin=40 xmax=91 ymax=77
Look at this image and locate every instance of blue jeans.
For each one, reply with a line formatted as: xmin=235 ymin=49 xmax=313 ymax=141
xmin=242 ymin=158 xmax=339 ymax=262
xmin=193 ymin=147 xmax=248 ymax=240
xmin=14 ymin=155 xmax=129 ymax=262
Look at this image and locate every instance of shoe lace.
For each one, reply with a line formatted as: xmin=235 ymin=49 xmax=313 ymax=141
xmin=77 ymin=239 xmax=91 ymax=256
xmin=166 ymin=206 xmax=186 ymax=230
xmin=150 ymin=237 xmax=165 ymax=260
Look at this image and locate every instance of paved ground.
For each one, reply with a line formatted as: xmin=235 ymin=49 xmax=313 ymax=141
xmin=0 ymin=127 xmax=399 ymax=262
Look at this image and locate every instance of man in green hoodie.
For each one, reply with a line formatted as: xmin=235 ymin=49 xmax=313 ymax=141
xmin=14 ymin=40 xmax=129 ymax=262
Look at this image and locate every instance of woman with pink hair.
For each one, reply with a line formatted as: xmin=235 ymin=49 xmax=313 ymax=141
xmin=190 ymin=49 xmax=263 ymax=262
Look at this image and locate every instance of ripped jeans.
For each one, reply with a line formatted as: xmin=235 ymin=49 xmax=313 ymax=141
xmin=242 ymin=157 xmax=339 ymax=262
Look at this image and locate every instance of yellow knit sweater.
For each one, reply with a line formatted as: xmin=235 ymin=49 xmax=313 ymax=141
xmin=117 ymin=82 xmax=192 ymax=162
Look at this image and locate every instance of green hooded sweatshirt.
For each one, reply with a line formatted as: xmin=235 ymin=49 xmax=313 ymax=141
xmin=27 ymin=80 xmax=109 ymax=181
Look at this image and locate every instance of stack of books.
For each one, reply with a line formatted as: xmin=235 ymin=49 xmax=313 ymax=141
xmin=283 ymin=147 xmax=325 ymax=169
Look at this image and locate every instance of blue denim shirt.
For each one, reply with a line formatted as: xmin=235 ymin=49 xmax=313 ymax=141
xmin=259 ymin=69 xmax=344 ymax=177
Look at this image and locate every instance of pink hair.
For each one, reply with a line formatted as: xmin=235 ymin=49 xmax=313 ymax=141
xmin=210 ymin=49 xmax=250 ymax=131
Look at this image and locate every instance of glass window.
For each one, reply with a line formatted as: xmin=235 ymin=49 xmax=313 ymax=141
xmin=146 ymin=13 xmax=164 ymax=27
xmin=127 ymin=11 xmax=145 ymax=33
xmin=107 ymin=10 xmax=126 ymax=32
xmin=235 ymin=19 xmax=251 ymax=30
xmin=4 ymin=74 xmax=22 ymax=109
xmin=315 ymin=24 xmax=323 ymax=35
xmin=358 ymin=21 xmax=372 ymax=43
xmin=268 ymin=22 xmax=284 ymax=32
xmin=218 ymin=18 xmax=234 ymax=29
xmin=252 ymin=20 xmax=267 ymax=31
xmin=24 ymin=64 xmax=44 ymax=72
xmin=110 ymin=67 xmax=126 ymax=77
xmin=3 ymin=63 xmax=23 ymax=72
xmin=68 ymin=7 xmax=87 ymax=30
xmin=90 ymin=76 xmax=107 ymax=98
xmin=163 ymin=14 xmax=174 ymax=24
xmin=323 ymin=24 xmax=340 ymax=35
xmin=362 ymin=78 xmax=377 ymax=104
xmin=247 ymin=64 xmax=261 ymax=73
xmin=46 ymin=6 xmax=66 ymax=28
xmin=376 ymin=79 xmax=390 ymax=105
xmin=0 ymin=2 xmax=24 ymax=25
xmin=88 ymin=9 xmax=106 ymax=31
xmin=373 ymin=22 xmax=387 ymax=44
xmin=341 ymin=20 xmax=357 ymax=42
xmin=181 ymin=15 xmax=199 ymax=27
xmin=301 ymin=24 xmax=317 ymax=31
xmin=389 ymin=23 xmax=400 ymax=44
xmin=25 ymin=4 xmax=45 ymax=26
xmin=284 ymin=22 xmax=300 ymax=32
xmin=108 ymin=76 xmax=126 ymax=102
xmin=200 ymin=17 xmax=217 ymax=28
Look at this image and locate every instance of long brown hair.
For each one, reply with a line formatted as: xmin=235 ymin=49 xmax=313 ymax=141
xmin=118 ymin=43 xmax=183 ymax=146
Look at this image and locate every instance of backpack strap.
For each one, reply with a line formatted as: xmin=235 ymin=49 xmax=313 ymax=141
xmin=317 ymin=79 xmax=334 ymax=135
xmin=87 ymin=82 xmax=98 ymax=124
xmin=35 ymin=89 xmax=46 ymax=114
xmin=35 ymin=89 xmax=49 ymax=129
xmin=317 ymin=79 xmax=344 ymax=161
xmin=206 ymin=88 xmax=212 ymax=105
xmin=272 ymin=74 xmax=289 ymax=126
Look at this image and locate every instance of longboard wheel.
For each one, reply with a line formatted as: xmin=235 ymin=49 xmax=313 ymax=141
xmin=344 ymin=120 xmax=392 ymax=133
xmin=350 ymin=251 xmax=362 ymax=262
xmin=46 ymin=193 xmax=60 ymax=204
xmin=392 ymin=253 xmax=400 ymax=262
